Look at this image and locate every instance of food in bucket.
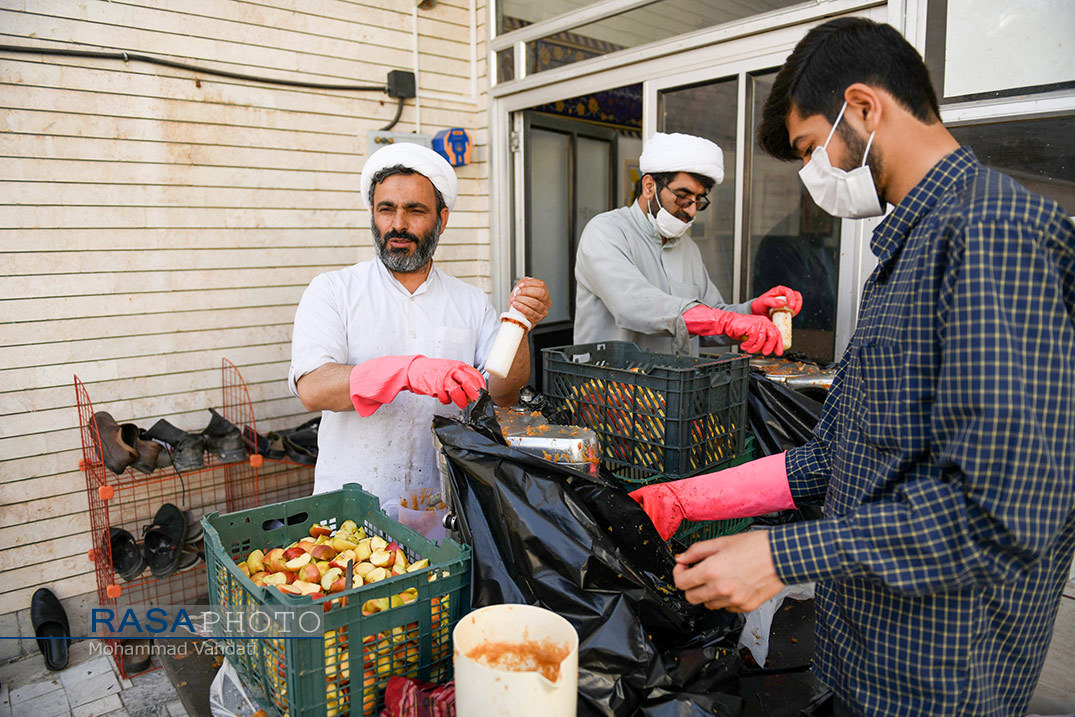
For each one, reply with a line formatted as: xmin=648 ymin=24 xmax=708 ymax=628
xmin=464 ymin=637 xmax=571 ymax=682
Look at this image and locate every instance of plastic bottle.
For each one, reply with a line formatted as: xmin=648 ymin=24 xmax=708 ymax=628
xmin=770 ymin=307 xmax=793 ymax=352
xmin=485 ymin=307 xmax=532 ymax=379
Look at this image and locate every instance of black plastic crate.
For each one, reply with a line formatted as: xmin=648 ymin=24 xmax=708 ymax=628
xmin=542 ymin=342 xmax=749 ymax=480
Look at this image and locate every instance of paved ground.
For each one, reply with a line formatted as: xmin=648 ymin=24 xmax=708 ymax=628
xmin=1 ymin=579 xmax=1073 ymax=716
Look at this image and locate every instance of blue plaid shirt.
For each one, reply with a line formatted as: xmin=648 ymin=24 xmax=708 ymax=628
xmin=769 ymin=147 xmax=1075 ymax=716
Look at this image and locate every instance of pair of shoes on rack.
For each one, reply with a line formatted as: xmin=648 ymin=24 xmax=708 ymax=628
xmin=89 ymin=412 xmax=173 ymax=476
xmin=108 ymin=508 xmax=203 ymax=581
xmin=143 ymin=408 xmax=246 ymax=472
xmin=243 ymin=417 xmax=320 ymax=465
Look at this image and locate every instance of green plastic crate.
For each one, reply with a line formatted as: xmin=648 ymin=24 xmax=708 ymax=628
xmin=542 ymin=342 xmax=749 ymax=481
xmin=202 ymin=483 xmax=470 ymax=717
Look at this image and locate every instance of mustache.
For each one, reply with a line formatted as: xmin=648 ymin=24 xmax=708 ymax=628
xmin=382 ymin=229 xmax=420 ymax=243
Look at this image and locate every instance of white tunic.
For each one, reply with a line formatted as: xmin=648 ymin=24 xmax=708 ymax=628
xmin=289 ymin=259 xmax=499 ymax=508
xmin=574 ymin=202 xmax=750 ymax=354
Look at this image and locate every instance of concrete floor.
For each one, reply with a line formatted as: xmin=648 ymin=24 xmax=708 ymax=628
xmin=1 ymin=583 xmax=1073 ymax=716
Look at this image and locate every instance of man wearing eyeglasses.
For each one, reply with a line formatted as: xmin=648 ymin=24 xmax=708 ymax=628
xmin=574 ymin=132 xmax=801 ymax=356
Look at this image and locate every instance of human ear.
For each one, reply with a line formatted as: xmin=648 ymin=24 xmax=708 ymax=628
xmin=843 ymin=83 xmax=882 ymax=134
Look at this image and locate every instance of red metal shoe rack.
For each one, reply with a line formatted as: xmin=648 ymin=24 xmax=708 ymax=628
xmin=75 ymin=358 xmax=265 ymax=678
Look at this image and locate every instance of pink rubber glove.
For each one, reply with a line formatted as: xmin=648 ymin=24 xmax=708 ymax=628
xmin=751 ymin=285 xmax=803 ymax=316
xmin=682 ymin=305 xmax=784 ymax=356
xmin=628 ymin=452 xmax=795 ymax=540
xmin=349 ymin=355 xmax=486 ymax=417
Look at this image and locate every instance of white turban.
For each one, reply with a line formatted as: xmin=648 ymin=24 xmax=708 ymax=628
xmin=638 ymin=132 xmax=724 ymax=185
xmin=360 ymin=142 xmax=459 ymax=210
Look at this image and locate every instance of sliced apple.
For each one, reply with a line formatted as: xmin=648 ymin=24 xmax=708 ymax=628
xmin=315 ymin=560 xmax=331 ymax=577
xmin=390 ymin=563 xmax=406 ymax=576
xmin=393 ymin=549 xmax=408 ymax=571
xmin=353 ymin=541 xmax=373 ymax=562
xmin=285 ymin=552 xmax=312 ymax=571
xmin=263 ymin=572 xmax=289 ymax=586
xmin=353 ymin=562 xmax=377 ymax=578
xmin=277 ymin=583 xmax=303 ymax=595
xmin=299 ymin=563 xmax=321 ymax=583
xmin=310 ymin=523 xmax=333 ymax=538
xmin=399 ymin=588 xmax=418 ymax=604
xmin=310 ymin=544 xmax=337 ymax=562
xmin=364 ymin=567 xmax=389 ymax=583
xmin=389 ymin=594 xmax=405 ymax=609
xmin=350 ymin=574 xmax=363 ymax=589
xmin=283 ymin=546 xmax=306 ymax=562
xmin=293 ymin=580 xmax=321 ymax=595
xmin=406 ymin=558 xmax=430 ymax=572
xmin=266 ymin=548 xmax=288 ymax=573
xmin=246 ymin=549 xmax=265 ymax=574
xmin=250 ymin=571 xmax=268 ymax=586
xmin=238 ymin=562 xmax=252 ymax=577
xmin=330 ymin=536 xmax=358 ymax=553
xmin=321 ymin=568 xmax=343 ymax=592
xmin=369 ymin=536 xmax=388 ymax=552
xmin=339 ymin=520 xmax=358 ymax=534
xmin=361 ymin=596 xmax=390 ymax=615
xmin=369 ymin=550 xmax=394 ymax=568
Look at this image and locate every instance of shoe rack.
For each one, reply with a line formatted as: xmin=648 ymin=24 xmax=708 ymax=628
xmin=75 ymin=358 xmax=271 ymax=678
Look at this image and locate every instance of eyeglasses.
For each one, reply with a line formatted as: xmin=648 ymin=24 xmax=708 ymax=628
xmin=658 ymin=182 xmax=710 ymax=211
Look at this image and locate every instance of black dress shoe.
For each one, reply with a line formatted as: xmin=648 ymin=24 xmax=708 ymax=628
xmin=143 ymin=504 xmax=188 ymax=578
xmin=108 ymin=527 xmax=146 ymax=582
xmin=202 ymin=408 xmax=246 ymax=463
xmin=31 ymin=588 xmax=70 ymax=671
xmin=144 ymin=419 xmax=205 ymax=472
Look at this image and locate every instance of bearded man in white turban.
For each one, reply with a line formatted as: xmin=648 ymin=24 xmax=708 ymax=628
xmin=574 ymin=132 xmax=801 ymax=355
xmin=289 ymin=142 xmax=550 ymax=523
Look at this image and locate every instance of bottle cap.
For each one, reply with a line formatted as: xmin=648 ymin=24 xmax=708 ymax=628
xmin=500 ymin=306 xmax=532 ymax=330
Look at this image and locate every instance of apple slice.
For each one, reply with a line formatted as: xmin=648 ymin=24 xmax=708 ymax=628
xmin=354 ymin=540 xmax=373 ymax=562
xmin=393 ymin=549 xmax=408 ymax=571
xmin=246 ymin=550 xmax=265 ymax=574
xmin=263 ymin=572 xmax=289 ymax=586
xmin=310 ymin=523 xmax=333 ymax=538
xmin=353 ymin=562 xmax=377 ymax=579
xmin=330 ymin=536 xmax=358 ymax=553
xmin=283 ymin=546 xmax=307 ymax=561
xmin=238 ymin=563 xmax=252 ymax=577
xmin=369 ymin=550 xmax=394 ymax=568
xmin=406 ymin=558 xmax=430 ymax=572
xmin=298 ymin=563 xmax=321 ymax=583
xmin=266 ymin=548 xmax=288 ymax=573
xmin=361 ymin=597 xmax=390 ymax=615
xmin=250 ymin=571 xmax=268 ymax=586
xmin=364 ymin=567 xmax=389 ymax=583
xmin=390 ymin=563 xmax=406 ymax=576
xmin=339 ymin=520 xmax=359 ymax=534
xmin=277 ymin=583 xmax=303 ymax=595
xmin=293 ymin=580 xmax=321 ymax=595
xmin=350 ymin=574 xmax=363 ymax=589
xmin=369 ymin=536 xmax=388 ymax=553
xmin=321 ymin=568 xmax=343 ymax=592
xmin=310 ymin=544 xmax=337 ymax=561
xmin=285 ymin=553 xmax=312 ymax=571
xmin=399 ymin=588 xmax=418 ymax=604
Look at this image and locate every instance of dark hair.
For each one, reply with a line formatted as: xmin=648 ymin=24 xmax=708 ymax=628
xmin=759 ymin=17 xmax=941 ymax=161
xmin=367 ymin=164 xmax=447 ymax=213
xmin=635 ymin=171 xmax=716 ymax=201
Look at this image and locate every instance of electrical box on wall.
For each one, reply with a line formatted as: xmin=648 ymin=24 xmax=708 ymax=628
xmin=367 ymin=131 xmax=432 ymax=153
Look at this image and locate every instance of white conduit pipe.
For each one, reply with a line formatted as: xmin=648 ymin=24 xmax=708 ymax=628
xmin=412 ymin=5 xmax=422 ymax=132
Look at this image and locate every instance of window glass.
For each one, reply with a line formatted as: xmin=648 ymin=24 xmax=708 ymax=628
xmin=513 ymin=0 xmax=804 ymax=74
xmin=659 ymin=76 xmax=738 ymax=303
xmin=949 ymin=116 xmax=1075 ymax=215
xmin=748 ymin=71 xmax=840 ymax=364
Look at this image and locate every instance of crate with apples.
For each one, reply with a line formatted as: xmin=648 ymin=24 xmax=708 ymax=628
xmin=203 ymin=483 xmax=470 ymax=717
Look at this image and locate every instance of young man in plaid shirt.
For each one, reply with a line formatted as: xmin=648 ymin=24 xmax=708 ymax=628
xmin=630 ymin=18 xmax=1074 ymax=716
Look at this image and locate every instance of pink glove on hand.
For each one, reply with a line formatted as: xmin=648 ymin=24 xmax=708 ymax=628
xmin=628 ymin=452 xmax=795 ymax=540
xmin=751 ymin=285 xmax=803 ymax=316
xmin=682 ymin=305 xmax=784 ymax=355
xmin=349 ymin=355 xmax=486 ymax=417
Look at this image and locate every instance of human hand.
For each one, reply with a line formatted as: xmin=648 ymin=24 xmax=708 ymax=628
xmin=509 ymin=277 xmax=550 ymax=328
xmin=673 ymin=530 xmax=785 ymax=612
xmin=751 ymin=285 xmax=803 ymax=316
xmin=682 ymin=306 xmax=783 ymax=355
xmin=405 ymin=357 xmax=486 ymax=409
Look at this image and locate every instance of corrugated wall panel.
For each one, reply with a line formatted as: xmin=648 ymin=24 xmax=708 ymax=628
xmin=0 ymin=0 xmax=489 ymax=653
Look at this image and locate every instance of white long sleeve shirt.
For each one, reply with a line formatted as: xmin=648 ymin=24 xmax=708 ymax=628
xmin=574 ymin=202 xmax=750 ymax=354
xmin=289 ymin=259 xmax=499 ymax=508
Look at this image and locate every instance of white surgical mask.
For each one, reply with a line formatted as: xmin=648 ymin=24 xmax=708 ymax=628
xmin=647 ymin=196 xmax=693 ymax=239
xmin=798 ymin=102 xmax=884 ymax=219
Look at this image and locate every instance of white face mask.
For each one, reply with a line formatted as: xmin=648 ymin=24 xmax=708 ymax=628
xmin=647 ymin=196 xmax=693 ymax=239
xmin=798 ymin=102 xmax=884 ymax=219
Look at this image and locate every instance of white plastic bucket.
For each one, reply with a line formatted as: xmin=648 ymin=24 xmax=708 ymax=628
xmin=453 ymin=604 xmax=578 ymax=717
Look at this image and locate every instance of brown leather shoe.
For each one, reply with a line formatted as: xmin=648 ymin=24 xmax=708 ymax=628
xmin=89 ymin=412 xmax=137 ymax=475
xmin=128 ymin=429 xmax=171 ymax=475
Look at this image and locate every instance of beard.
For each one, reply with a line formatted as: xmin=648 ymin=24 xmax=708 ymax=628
xmin=372 ymin=217 xmax=441 ymax=273
xmin=837 ymin=121 xmax=886 ymax=207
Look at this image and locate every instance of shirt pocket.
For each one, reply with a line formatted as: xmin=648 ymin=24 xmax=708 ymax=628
xmin=434 ymin=326 xmax=478 ymax=364
xmin=669 ymin=279 xmax=702 ymax=301
xmin=853 ymin=340 xmax=905 ymax=452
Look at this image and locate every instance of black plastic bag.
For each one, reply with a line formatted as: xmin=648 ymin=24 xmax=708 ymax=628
xmin=433 ymin=395 xmax=744 ymax=717
xmin=747 ymin=374 xmax=823 ymax=458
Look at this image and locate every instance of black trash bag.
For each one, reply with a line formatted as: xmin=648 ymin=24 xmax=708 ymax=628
xmin=747 ymin=374 xmax=823 ymax=458
xmin=435 ymin=395 xmax=745 ymax=717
